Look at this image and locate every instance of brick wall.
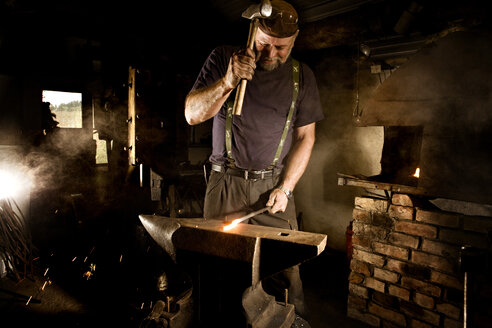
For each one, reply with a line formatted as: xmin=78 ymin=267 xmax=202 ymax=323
xmin=346 ymin=194 xmax=492 ymax=327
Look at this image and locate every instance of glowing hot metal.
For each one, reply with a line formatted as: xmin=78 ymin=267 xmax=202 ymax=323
xmin=223 ymin=218 xmax=242 ymax=231
xmin=223 ymin=206 xmax=271 ymax=231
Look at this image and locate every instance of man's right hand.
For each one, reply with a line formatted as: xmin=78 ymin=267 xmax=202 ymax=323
xmin=224 ymin=48 xmax=257 ymax=90
xmin=184 ymin=48 xmax=257 ymax=126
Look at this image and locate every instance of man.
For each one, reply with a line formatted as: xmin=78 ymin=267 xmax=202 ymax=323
xmin=184 ymin=0 xmax=323 ymax=321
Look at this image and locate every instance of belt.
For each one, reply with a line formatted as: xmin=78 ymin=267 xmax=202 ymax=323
xmin=211 ymin=163 xmax=277 ymax=180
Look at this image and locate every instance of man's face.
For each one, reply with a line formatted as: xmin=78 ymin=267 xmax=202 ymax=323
xmin=255 ymin=28 xmax=298 ymax=71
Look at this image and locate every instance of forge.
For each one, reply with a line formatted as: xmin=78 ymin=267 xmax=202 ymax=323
xmin=348 ymin=30 xmax=492 ymax=205
xmin=339 ymin=30 xmax=492 ymax=328
xmin=138 ymin=214 xmax=327 ymax=327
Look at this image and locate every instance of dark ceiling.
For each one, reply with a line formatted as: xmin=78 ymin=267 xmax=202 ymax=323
xmin=0 ymin=0 xmax=489 ymax=80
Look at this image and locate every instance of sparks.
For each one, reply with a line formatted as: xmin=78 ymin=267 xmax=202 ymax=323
xmin=26 ymin=296 xmax=32 ymax=305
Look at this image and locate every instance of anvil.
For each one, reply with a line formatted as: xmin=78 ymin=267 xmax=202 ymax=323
xmin=138 ymin=214 xmax=327 ymax=327
xmin=138 ymin=214 xmax=327 ymax=284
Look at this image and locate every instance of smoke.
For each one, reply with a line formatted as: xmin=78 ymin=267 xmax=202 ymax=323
xmin=22 ymin=148 xmax=62 ymax=194
xmin=23 ymin=129 xmax=96 ymax=195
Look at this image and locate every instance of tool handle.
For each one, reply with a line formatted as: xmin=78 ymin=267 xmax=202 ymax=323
xmin=233 ymin=80 xmax=248 ymax=115
xmin=233 ymin=19 xmax=258 ymax=116
xmin=235 ymin=206 xmax=271 ymax=224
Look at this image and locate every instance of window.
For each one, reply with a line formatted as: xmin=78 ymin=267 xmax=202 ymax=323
xmin=42 ymin=90 xmax=82 ymax=128
xmin=93 ymin=131 xmax=108 ymax=165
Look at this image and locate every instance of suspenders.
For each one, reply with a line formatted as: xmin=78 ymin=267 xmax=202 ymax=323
xmin=225 ymin=58 xmax=300 ymax=169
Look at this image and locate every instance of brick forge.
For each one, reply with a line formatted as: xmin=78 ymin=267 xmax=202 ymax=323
xmin=346 ymin=194 xmax=492 ymax=328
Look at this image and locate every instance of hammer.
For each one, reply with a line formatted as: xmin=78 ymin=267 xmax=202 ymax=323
xmin=232 ymin=0 xmax=272 ymax=115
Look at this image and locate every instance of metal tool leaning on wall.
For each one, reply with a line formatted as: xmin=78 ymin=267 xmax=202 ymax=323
xmin=184 ymin=0 xmax=325 ymax=324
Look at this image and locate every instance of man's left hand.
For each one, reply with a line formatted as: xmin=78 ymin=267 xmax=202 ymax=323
xmin=266 ymin=188 xmax=289 ymax=213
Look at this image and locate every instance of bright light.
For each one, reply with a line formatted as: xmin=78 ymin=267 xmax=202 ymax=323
xmin=42 ymin=90 xmax=82 ymax=128
xmin=0 ymin=169 xmax=32 ymax=200
xmin=223 ymin=218 xmax=242 ymax=231
xmin=413 ymin=168 xmax=420 ymax=178
xmin=42 ymin=90 xmax=81 ymax=106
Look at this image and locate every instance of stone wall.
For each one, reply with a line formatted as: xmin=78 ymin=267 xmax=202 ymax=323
xmin=346 ymin=193 xmax=492 ymax=327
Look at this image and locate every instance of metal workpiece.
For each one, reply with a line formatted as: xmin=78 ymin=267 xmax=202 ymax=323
xmin=138 ymin=214 xmax=327 ymax=281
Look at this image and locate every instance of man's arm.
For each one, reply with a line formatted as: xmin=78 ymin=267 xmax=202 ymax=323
xmin=267 ymin=122 xmax=316 ymax=213
xmin=184 ymin=78 xmax=233 ymax=125
xmin=184 ymin=49 xmax=256 ymax=126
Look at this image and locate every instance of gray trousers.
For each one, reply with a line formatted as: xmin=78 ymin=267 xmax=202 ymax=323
xmin=203 ymin=170 xmax=308 ymax=318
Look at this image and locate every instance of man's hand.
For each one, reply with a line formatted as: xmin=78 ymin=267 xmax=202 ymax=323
xmin=224 ymin=48 xmax=257 ymax=90
xmin=266 ymin=188 xmax=289 ymax=213
xmin=184 ymin=47 xmax=258 ymax=125
xmin=265 ymin=124 xmax=316 ymax=213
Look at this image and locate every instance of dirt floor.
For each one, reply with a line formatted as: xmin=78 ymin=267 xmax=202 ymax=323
xmin=1 ymin=249 xmax=373 ymax=328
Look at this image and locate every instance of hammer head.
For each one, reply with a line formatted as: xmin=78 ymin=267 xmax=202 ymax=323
xmin=242 ymin=0 xmax=272 ymax=20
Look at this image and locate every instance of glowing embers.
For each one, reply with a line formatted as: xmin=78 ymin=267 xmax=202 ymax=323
xmin=83 ymin=263 xmax=96 ymax=280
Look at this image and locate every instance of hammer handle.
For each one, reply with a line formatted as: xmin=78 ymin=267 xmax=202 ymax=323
xmin=233 ymin=80 xmax=248 ymax=116
xmin=233 ymin=18 xmax=259 ymax=115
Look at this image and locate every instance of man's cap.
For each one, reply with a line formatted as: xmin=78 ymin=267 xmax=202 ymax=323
xmin=258 ymin=0 xmax=299 ymax=38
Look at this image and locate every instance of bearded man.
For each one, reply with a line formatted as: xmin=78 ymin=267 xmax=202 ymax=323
xmin=184 ymin=0 xmax=324 ymax=322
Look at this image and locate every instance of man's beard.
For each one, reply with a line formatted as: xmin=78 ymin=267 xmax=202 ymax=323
xmin=258 ymin=57 xmax=282 ymax=71
xmin=256 ymin=48 xmax=292 ymax=71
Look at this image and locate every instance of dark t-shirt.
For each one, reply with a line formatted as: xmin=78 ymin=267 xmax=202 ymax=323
xmin=191 ymin=45 xmax=324 ymax=170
